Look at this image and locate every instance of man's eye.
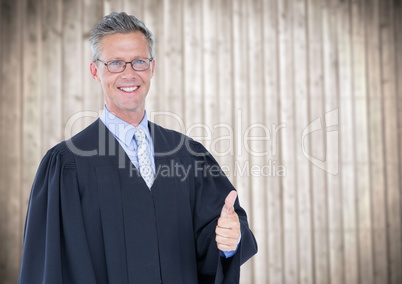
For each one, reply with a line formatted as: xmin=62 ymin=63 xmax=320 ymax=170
xmin=134 ymin=59 xmax=146 ymax=65
xmin=109 ymin=61 xmax=123 ymax=66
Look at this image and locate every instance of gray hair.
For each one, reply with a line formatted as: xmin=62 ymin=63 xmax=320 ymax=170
xmin=89 ymin=12 xmax=155 ymax=61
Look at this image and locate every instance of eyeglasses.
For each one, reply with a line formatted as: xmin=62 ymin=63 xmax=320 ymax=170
xmin=96 ymin=58 xmax=153 ymax=73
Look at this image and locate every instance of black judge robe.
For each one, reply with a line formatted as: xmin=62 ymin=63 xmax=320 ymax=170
xmin=19 ymin=119 xmax=257 ymax=284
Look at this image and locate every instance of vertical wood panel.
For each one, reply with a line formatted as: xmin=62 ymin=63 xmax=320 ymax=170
xmin=104 ymin=0 xmax=122 ymax=14
xmin=41 ymin=0 xmax=63 ymax=152
xmin=150 ymin=0 xmax=184 ymax=131
xmin=0 ymin=0 xmax=6 ymax=280
xmin=62 ymin=0 xmax=84 ymax=138
xmin=247 ymin=0 xmax=266 ymax=282
xmin=181 ymin=0 xmax=202 ymax=133
xmin=162 ymin=0 xmax=183 ymax=131
xmin=337 ymin=0 xmax=359 ymax=283
xmin=324 ymin=0 xmax=344 ymax=283
xmin=216 ymin=0 xmax=234 ymax=184
xmin=380 ymin=1 xmax=402 ymax=283
xmin=143 ymin=0 xmax=163 ymax=114
xmin=352 ymin=0 xmax=374 ymax=283
xmin=278 ymin=0 xmax=298 ymax=283
xmin=82 ymin=0 xmax=104 ymax=127
xmin=0 ymin=0 xmax=23 ymax=283
xmin=182 ymin=0 xmax=201 ymax=119
xmin=123 ymin=0 xmax=143 ymax=17
xmin=307 ymin=0 xmax=330 ymax=282
xmin=262 ymin=0 xmax=283 ymax=283
xmin=366 ymin=0 xmax=389 ymax=283
xmin=293 ymin=0 xmax=314 ymax=283
xmin=201 ymin=0 xmax=217 ymax=144
xmin=396 ymin=5 xmax=402 ymax=284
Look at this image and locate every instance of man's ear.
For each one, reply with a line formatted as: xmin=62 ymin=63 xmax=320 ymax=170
xmin=90 ymin=61 xmax=100 ymax=82
xmin=150 ymin=58 xmax=156 ymax=78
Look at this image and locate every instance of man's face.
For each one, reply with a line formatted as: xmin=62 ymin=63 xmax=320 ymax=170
xmin=90 ymin=32 xmax=155 ymax=120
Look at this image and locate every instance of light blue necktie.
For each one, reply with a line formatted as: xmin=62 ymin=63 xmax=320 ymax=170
xmin=134 ymin=129 xmax=154 ymax=189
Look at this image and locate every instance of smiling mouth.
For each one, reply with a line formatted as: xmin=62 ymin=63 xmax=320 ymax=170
xmin=118 ymin=86 xmax=139 ymax=92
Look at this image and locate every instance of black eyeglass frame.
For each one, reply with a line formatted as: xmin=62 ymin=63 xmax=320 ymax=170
xmin=96 ymin=58 xmax=153 ymax=73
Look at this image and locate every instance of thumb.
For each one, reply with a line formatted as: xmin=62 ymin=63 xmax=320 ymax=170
xmin=220 ymin=190 xmax=238 ymax=218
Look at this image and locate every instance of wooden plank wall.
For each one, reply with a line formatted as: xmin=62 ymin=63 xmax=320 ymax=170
xmin=0 ymin=0 xmax=401 ymax=283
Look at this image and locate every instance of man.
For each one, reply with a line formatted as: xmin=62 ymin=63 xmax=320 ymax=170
xmin=19 ymin=12 xmax=257 ymax=284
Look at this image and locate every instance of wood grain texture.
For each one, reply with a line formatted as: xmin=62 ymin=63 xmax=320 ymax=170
xmin=278 ymin=0 xmax=298 ymax=283
xmin=0 ymin=0 xmax=401 ymax=283
xmin=366 ymin=0 xmax=389 ymax=283
xmin=396 ymin=2 xmax=402 ymax=284
xmin=182 ymin=0 xmax=203 ymax=131
xmin=351 ymin=0 xmax=374 ymax=283
xmin=307 ymin=0 xmax=330 ymax=282
xmin=41 ymin=0 xmax=63 ymax=152
xmin=0 ymin=0 xmax=6 ymax=280
xmin=0 ymin=0 xmax=23 ymax=283
xmin=247 ymin=0 xmax=266 ymax=282
xmin=380 ymin=0 xmax=402 ymax=283
xmin=293 ymin=0 xmax=314 ymax=283
xmin=62 ymin=0 xmax=84 ymax=138
xmin=82 ymin=0 xmax=104 ymax=128
xmin=337 ymin=1 xmax=359 ymax=283
xmin=324 ymin=0 xmax=344 ymax=283
xmin=143 ymin=0 xmax=160 ymax=116
xmin=262 ymin=0 xmax=283 ymax=283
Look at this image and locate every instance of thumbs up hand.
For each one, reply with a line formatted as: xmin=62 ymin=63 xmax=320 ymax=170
xmin=215 ymin=190 xmax=241 ymax=252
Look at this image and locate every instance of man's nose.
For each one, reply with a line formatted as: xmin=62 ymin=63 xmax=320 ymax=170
xmin=120 ymin=63 xmax=137 ymax=78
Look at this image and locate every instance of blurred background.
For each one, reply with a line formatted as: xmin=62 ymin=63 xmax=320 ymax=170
xmin=1 ymin=0 xmax=401 ymax=283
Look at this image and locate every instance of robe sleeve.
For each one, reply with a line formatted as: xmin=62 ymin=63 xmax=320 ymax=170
xmin=19 ymin=144 xmax=97 ymax=284
xmin=189 ymin=140 xmax=258 ymax=284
